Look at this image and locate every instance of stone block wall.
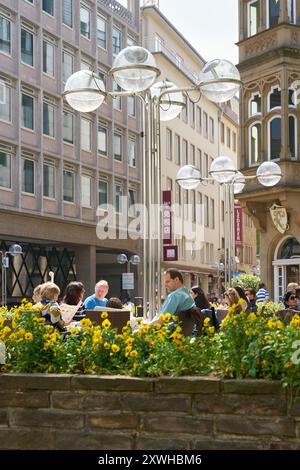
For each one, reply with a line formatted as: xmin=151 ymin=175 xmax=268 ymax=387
xmin=0 ymin=374 xmax=299 ymax=450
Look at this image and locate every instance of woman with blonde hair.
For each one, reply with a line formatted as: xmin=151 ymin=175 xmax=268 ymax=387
xmin=224 ymin=286 xmax=250 ymax=314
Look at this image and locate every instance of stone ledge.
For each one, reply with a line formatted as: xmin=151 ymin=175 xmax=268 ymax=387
xmin=0 ymin=374 xmax=71 ymax=391
xmin=154 ymin=376 xmax=222 ymax=394
xmin=222 ymin=379 xmax=284 ymax=395
xmin=71 ymin=375 xmax=153 ymax=392
xmin=54 ymin=430 xmax=133 ymax=450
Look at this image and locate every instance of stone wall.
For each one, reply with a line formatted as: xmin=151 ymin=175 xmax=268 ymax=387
xmin=0 ymin=374 xmax=299 ymax=450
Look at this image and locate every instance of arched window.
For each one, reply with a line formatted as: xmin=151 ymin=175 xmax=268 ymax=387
xmin=268 ymin=116 xmax=281 ymax=160
xmin=289 ymin=114 xmax=297 ymax=159
xmin=268 ymin=0 xmax=280 ymax=28
xmin=249 ymin=91 xmax=262 ymax=116
xmin=268 ymin=85 xmax=281 ymax=111
xmin=249 ymin=122 xmax=261 ymax=165
xmin=289 ymin=87 xmax=296 ymax=107
xmin=278 ymin=238 xmax=300 ymax=259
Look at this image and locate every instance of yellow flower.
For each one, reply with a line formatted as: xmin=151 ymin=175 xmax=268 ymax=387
xmin=172 ymin=315 xmax=178 ymax=322
xmin=203 ymin=317 xmax=210 ymax=327
xmin=208 ymin=326 xmax=215 ymax=334
xmin=0 ymin=317 xmax=5 ymax=328
xmin=125 ymin=337 xmax=134 ymax=346
xmin=130 ymin=350 xmax=138 ymax=358
xmin=267 ymin=320 xmax=277 ymax=330
xmin=80 ymin=318 xmax=93 ymax=327
xmin=69 ymin=327 xmax=79 ymax=335
xmin=50 ymin=333 xmax=58 ymax=343
xmin=248 ymin=313 xmax=257 ymax=322
xmin=102 ymin=319 xmax=111 ymax=329
xmin=25 ymin=332 xmax=33 ymax=341
xmin=164 ymin=313 xmax=171 ymax=322
xmin=125 ymin=345 xmax=132 ymax=356
xmin=101 ymin=312 xmax=108 ymax=319
xmin=104 ymin=342 xmax=110 ymax=350
xmin=284 ymin=362 xmax=293 ymax=368
xmin=44 ymin=341 xmax=51 ymax=350
xmin=81 ymin=340 xmax=87 ymax=348
xmin=111 ymin=344 xmax=120 ymax=353
xmin=132 ymin=362 xmax=138 ymax=371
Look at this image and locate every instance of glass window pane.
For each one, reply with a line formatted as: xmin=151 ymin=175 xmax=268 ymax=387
xmin=270 ymin=87 xmax=281 ymax=109
xmin=63 ymin=111 xmax=73 ymax=143
xmin=289 ymin=115 xmax=296 ymax=159
xmin=98 ymin=126 xmax=107 ymax=154
xmin=81 ymin=175 xmax=92 ymax=207
xmin=0 ymin=16 xmax=11 ymax=55
xmin=98 ymin=180 xmax=108 ymax=209
xmin=269 ymin=0 xmax=280 ymax=27
xmin=43 ymin=164 xmax=55 ymax=198
xmin=128 ymin=189 xmax=137 ymax=217
xmin=63 ymin=170 xmax=74 ymax=202
xmin=250 ymin=123 xmax=261 ymax=165
xmin=270 ymin=117 xmax=281 ymax=160
xmin=62 ymin=51 xmax=73 ymax=82
xmin=128 ymin=95 xmax=135 ymax=116
xmin=80 ymin=6 xmax=90 ymax=39
xmin=250 ymin=93 xmax=261 ymax=115
xmin=249 ymin=1 xmax=260 ymax=36
xmin=0 ymin=152 xmax=11 ymax=188
xmin=43 ymin=41 xmax=54 ymax=76
xmin=114 ymin=133 xmax=122 ymax=161
xmin=128 ymin=138 xmax=136 ymax=166
xmin=22 ymin=159 xmax=34 ymax=194
xmin=97 ymin=15 xmax=106 ymax=49
xmin=115 ymin=185 xmax=122 ymax=213
xmin=63 ymin=0 xmax=73 ymax=28
xmin=42 ymin=0 xmax=54 ymax=15
xmin=81 ymin=119 xmax=91 ymax=151
xmin=112 ymin=27 xmax=121 ymax=54
xmin=21 ymin=29 xmax=33 ymax=66
xmin=22 ymin=94 xmax=34 ymax=129
xmin=0 ymin=82 xmax=11 ymax=122
xmin=43 ymin=102 xmax=54 ymax=137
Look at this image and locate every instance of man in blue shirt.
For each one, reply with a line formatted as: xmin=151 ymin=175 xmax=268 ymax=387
xmin=84 ymin=280 xmax=109 ymax=310
xmin=160 ymin=269 xmax=195 ymax=315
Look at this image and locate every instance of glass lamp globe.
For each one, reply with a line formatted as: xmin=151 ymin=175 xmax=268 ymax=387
xmin=151 ymin=81 xmax=185 ymax=121
xmin=130 ymin=255 xmax=140 ymax=265
xmin=198 ymin=59 xmax=241 ymax=103
xmin=111 ymin=46 xmax=160 ymax=92
xmin=8 ymin=244 xmax=22 ymax=256
xmin=117 ymin=253 xmax=128 ymax=264
xmin=234 ymin=171 xmax=246 ymax=194
xmin=176 ymin=165 xmax=201 ymax=190
xmin=256 ymin=161 xmax=282 ymax=187
xmin=210 ymin=156 xmax=236 ymax=183
xmin=64 ymin=70 xmax=105 ymax=112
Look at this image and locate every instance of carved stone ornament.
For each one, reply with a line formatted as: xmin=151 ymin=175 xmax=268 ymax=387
xmin=269 ymin=203 xmax=289 ymax=234
xmin=245 ymin=32 xmax=277 ymax=58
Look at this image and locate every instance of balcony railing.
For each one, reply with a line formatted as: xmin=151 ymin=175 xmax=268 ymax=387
xmin=98 ymin=0 xmax=134 ymax=25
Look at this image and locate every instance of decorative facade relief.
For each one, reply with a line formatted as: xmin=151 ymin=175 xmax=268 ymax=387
xmin=245 ymin=32 xmax=278 ymax=58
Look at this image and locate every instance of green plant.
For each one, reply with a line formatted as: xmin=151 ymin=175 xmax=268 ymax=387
xmin=232 ymin=273 xmax=260 ymax=291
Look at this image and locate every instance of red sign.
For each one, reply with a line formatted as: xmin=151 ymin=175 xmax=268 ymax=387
xmin=163 ymin=245 xmax=178 ymax=262
xmin=162 ymin=190 xmax=172 ymax=245
xmin=234 ymin=204 xmax=243 ymax=246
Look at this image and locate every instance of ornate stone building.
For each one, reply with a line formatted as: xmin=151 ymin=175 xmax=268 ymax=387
xmin=237 ymin=0 xmax=300 ymax=300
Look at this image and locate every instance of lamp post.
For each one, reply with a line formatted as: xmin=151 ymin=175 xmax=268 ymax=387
xmin=176 ymin=158 xmax=282 ymax=288
xmin=63 ymin=47 xmax=242 ymax=317
xmin=0 ymin=244 xmax=23 ymax=306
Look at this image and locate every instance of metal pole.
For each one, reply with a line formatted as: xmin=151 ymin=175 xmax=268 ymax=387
xmin=155 ymin=98 xmax=162 ymax=314
xmin=223 ymin=184 xmax=228 ymax=289
xmin=1 ymin=252 xmax=4 ymax=306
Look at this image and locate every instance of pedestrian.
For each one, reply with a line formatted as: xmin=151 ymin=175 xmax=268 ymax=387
xmin=256 ymin=282 xmax=270 ymax=303
xmin=84 ymin=280 xmax=109 ymax=310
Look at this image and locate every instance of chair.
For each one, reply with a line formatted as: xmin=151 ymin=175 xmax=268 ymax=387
xmin=84 ymin=308 xmax=130 ymax=333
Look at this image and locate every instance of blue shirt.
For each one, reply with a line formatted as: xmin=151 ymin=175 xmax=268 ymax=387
xmin=160 ymin=287 xmax=195 ymax=315
xmin=84 ymin=294 xmax=108 ymax=310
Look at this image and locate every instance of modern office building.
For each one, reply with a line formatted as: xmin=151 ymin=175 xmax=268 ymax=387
xmin=237 ymin=0 xmax=300 ymax=300
xmin=141 ymin=4 xmax=257 ymax=296
xmin=0 ymin=0 xmax=142 ymax=302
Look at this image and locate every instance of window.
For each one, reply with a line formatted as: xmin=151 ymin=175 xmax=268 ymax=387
xmin=227 ymin=127 xmax=231 ymax=148
xmin=210 ymin=199 xmax=215 ymax=229
xmin=288 ymin=0 xmax=296 ymax=24
xmin=190 ymin=144 xmax=195 ymax=166
xmin=191 ymin=190 xmax=196 ymax=223
xmin=62 ymin=0 xmax=73 ymax=28
xmin=204 ymin=195 xmax=209 ymax=227
xmin=98 ymin=180 xmax=108 ymax=209
xmin=43 ymin=40 xmax=54 ymax=76
xmin=21 ymin=29 xmax=33 ymax=66
xmin=0 ymin=81 xmax=11 ymax=123
xmin=80 ymin=5 xmax=90 ymax=39
xmin=115 ymin=184 xmax=122 ymax=213
xmin=21 ymin=94 xmax=34 ymax=130
xmin=98 ymin=125 xmax=107 ymax=155
xmin=112 ymin=27 xmax=121 ymax=54
xmin=183 ymin=189 xmax=188 ymax=220
xmin=203 ymin=111 xmax=208 ymax=138
xmin=81 ymin=118 xmax=91 ymax=151
xmin=220 ymin=122 xmax=225 ymax=143
xmin=196 ymin=106 xmax=202 ymax=133
xmin=114 ymin=133 xmax=122 ymax=161
xmin=63 ymin=111 xmax=73 ymax=144
xmin=175 ymin=184 xmax=181 ymax=217
xmin=81 ymin=59 xmax=92 ymax=71
xmin=289 ymin=115 xmax=297 ymax=159
xmin=166 ymin=177 xmax=172 ymax=190
xmin=182 ymin=139 xmax=188 ymax=165
xmin=22 ymin=159 xmax=34 ymax=194
xmin=289 ymin=88 xmax=296 ymax=107
xmin=43 ymin=164 xmax=55 ymax=198
xmin=249 ymin=122 xmax=261 ymax=165
xmin=128 ymin=189 xmax=137 ymax=217
xmin=175 ymin=134 xmax=180 ymax=165
xmin=189 ymin=99 xmax=195 ymax=127
xmin=249 ymin=92 xmax=262 ymax=116
xmin=233 ymin=132 xmax=237 ymax=152
xmin=268 ymin=0 xmax=280 ymax=28
xmin=62 ymin=50 xmax=73 ymax=82
xmin=97 ymin=15 xmax=107 ymax=49
xmin=113 ymin=81 xmax=121 ymax=110
xmin=197 ymin=149 xmax=202 ymax=174
xmin=98 ymin=69 xmax=107 ymax=88
xmin=43 ymin=101 xmax=54 ymax=137
xmin=0 ymin=151 xmax=11 ymax=189
xmin=269 ymin=117 xmax=281 ymax=160
xmin=127 ymin=35 xmax=135 ymax=46
xmin=182 ymin=95 xmax=188 ymax=123
xmin=127 ymin=96 xmax=135 ymax=117
xmin=63 ymin=170 xmax=74 ymax=202
xmin=248 ymin=0 xmax=260 ymax=37
xmin=269 ymin=86 xmax=281 ymax=110
xmin=209 ymin=117 xmax=214 ymax=142
xmin=42 ymin=0 xmax=54 ymax=16
xmin=0 ymin=15 xmax=11 ymax=55
xmin=166 ymin=128 xmax=172 ymax=160
xmin=204 ymin=153 xmax=209 ymax=178
xmin=128 ymin=137 xmax=136 ymax=167
xmin=81 ymin=175 xmax=92 ymax=207
xmin=197 ymin=192 xmax=203 ymax=226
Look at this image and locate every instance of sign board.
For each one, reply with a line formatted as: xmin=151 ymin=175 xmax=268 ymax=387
xmin=122 ymin=272 xmax=134 ymax=290
xmin=234 ymin=204 xmax=243 ymax=246
xmin=163 ymin=245 xmax=178 ymax=262
xmin=162 ymin=190 xmax=172 ymax=245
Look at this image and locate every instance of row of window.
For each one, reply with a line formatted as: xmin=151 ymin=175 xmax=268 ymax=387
xmin=0 ymin=151 xmax=138 ymax=215
xmin=248 ymin=0 xmax=296 ymax=37
xmin=248 ymin=86 xmax=295 ymax=117
xmin=181 ymin=100 xmax=215 ymax=141
xmin=220 ymin=122 xmax=237 ymax=151
xmin=236 ymin=245 xmax=255 ymax=266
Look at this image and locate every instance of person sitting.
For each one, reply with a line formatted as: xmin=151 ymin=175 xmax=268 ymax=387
xmin=190 ymin=286 xmax=219 ymax=330
xmin=40 ymin=282 xmax=65 ymax=331
xmin=224 ymin=286 xmax=250 ymax=314
xmin=63 ymin=282 xmax=85 ymax=309
xmin=32 ymin=284 xmax=44 ymax=306
xmin=106 ymin=297 xmax=123 ymax=309
xmin=84 ymin=280 xmax=109 ymax=310
xmin=160 ymin=269 xmax=195 ymax=316
xmin=256 ymin=282 xmax=270 ymax=303
xmin=283 ymin=291 xmax=299 ymax=311
xmin=245 ymin=288 xmax=258 ymax=313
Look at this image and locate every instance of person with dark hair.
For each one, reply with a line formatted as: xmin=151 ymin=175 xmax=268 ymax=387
xmin=295 ymin=287 xmax=300 ymax=309
xmin=256 ymin=282 xmax=270 ymax=303
xmin=63 ymin=282 xmax=85 ymax=306
xmin=159 ymin=269 xmax=194 ymax=316
xmin=283 ymin=291 xmax=299 ymax=310
xmin=224 ymin=286 xmax=251 ymax=314
xmin=245 ymin=288 xmax=258 ymax=313
xmin=106 ymin=297 xmax=123 ymax=309
xmin=190 ymin=286 xmax=210 ymax=309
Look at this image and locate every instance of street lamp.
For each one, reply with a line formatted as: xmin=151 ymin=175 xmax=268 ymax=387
xmin=63 ymin=46 xmax=242 ymax=317
xmin=0 ymin=243 xmax=23 ymax=306
xmin=176 ymin=158 xmax=282 ymax=288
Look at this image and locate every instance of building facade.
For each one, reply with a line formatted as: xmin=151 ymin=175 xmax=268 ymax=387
xmin=0 ymin=0 xmax=142 ymax=302
xmin=237 ymin=0 xmax=300 ymax=300
xmin=141 ymin=5 xmax=256 ymax=296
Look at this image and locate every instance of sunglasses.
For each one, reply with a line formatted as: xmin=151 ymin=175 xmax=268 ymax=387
xmin=289 ymin=296 xmax=296 ymax=300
